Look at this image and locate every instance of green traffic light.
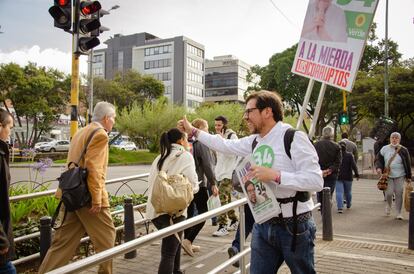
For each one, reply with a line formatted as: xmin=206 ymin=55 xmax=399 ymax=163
xmin=339 ymin=113 xmax=349 ymax=125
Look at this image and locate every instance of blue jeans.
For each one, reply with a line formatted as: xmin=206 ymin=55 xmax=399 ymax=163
xmin=336 ymin=180 xmax=352 ymax=210
xmin=250 ymin=218 xmax=316 ymax=274
xmin=0 ymin=261 xmax=17 ymax=274
xmin=231 ymin=204 xmax=254 ymax=252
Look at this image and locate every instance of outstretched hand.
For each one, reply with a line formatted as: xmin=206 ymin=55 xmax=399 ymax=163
xmin=177 ymin=115 xmax=194 ymax=135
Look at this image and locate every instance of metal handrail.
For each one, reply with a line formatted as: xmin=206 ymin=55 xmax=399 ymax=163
xmin=10 ymin=173 xmax=150 ymax=202
xmin=46 ymin=198 xmax=248 ymax=274
xmin=14 ymin=203 xmax=148 ymax=244
xmin=12 ymin=215 xmax=151 ymax=265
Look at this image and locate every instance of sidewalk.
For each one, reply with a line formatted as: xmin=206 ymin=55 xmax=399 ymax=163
xmin=80 ymin=222 xmax=414 ymax=274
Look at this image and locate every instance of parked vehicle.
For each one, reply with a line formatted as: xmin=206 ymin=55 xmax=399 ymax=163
xmin=37 ymin=140 xmax=70 ymax=152
xmin=34 ymin=142 xmax=51 ymax=151
xmin=112 ymin=141 xmax=137 ymax=151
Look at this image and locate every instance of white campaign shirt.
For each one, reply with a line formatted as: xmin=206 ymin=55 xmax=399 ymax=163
xmin=197 ymin=122 xmax=323 ymax=218
xmin=214 ymin=131 xmax=238 ymax=181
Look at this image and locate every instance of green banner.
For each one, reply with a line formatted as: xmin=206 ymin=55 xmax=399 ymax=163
xmin=345 ymin=11 xmax=373 ymax=40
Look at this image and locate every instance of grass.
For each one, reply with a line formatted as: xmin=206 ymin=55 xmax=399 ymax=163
xmin=54 ymin=148 xmax=158 ymax=165
xmin=108 ymin=148 xmax=158 ymax=165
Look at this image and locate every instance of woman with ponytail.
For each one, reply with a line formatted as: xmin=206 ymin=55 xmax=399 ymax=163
xmin=146 ymin=128 xmax=198 ymax=274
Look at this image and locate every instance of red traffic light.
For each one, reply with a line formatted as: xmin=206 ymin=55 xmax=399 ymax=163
xmin=58 ymin=0 xmax=69 ymax=6
xmin=80 ymin=1 xmax=101 ymax=16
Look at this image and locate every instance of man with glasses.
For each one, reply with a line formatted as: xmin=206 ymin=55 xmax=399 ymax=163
xmin=178 ymin=90 xmax=323 ymax=273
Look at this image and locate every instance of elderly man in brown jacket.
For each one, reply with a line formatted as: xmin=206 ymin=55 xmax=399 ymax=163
xmin=39 ymin=102 xmax=116 ymax=274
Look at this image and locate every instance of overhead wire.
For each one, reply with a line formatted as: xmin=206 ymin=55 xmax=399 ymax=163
xmin=267 ymin=0 xmax=299 ymax=29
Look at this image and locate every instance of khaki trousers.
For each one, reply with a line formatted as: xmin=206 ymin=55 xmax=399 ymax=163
xmin=38 ymin=206 xmax=116 ymax=274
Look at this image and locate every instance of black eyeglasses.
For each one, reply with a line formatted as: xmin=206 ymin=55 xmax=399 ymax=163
xmin=243 ymin=108 xmax=259 ymax=116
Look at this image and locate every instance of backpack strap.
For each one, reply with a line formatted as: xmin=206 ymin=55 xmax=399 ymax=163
xmin=227 ymin=132 xmax=234 ymax=139
xmin=74 ymin=127 xmax=104 ymax=166
xmin=251 ymin=137 xmax=258 ymax=152
xmin=284 ymin=128 xmax=297 ymax=160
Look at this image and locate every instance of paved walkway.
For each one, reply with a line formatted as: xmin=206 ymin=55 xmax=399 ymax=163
xmin=78 ymin=173 xmax=414 ymax=274
xmin=80 ymin=222 xmax=414 ymax=274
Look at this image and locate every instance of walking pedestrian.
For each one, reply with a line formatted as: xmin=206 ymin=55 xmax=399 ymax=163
xmin=314 ymin=126 xmax=342 ymax=203
xmin=39 ymin=102 xmax=117 ymax=274
xmin=212 ymin=116 xmax=239 ymax=237
xmin=178 ymin=90 xmax=323 ymax=273
xmin=340 ymin=132 xmax=358 ymax=162
xmin=0 ymin=109 xmax=16 ymax=274
xmin=182 ymin=119 xmax=218 ymax=256
xmin=336 ymin=141 xmax=359 ymax=213
xmin=146 ymin=128 xmax=199 ymax=274
xmin=375 ymin=132 xmax=412 ymax=220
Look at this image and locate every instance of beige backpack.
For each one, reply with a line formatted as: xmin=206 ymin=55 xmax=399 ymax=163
xmin=151 ymin=170 xmax=194 ymax=217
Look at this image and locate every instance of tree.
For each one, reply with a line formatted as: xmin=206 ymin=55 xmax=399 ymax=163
xmin=116 ymin=98 xmax=186 ymax=152
xmin=93 ymin=70 xmax=164 ymax=110
xmin=0 ymin=63 xmax=70 ymax=147
xmin=192 ymin=102 xmax=247 ymax=135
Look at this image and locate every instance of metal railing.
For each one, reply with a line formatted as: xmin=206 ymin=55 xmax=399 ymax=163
xmin=46 ymin=199 xmax=249 ymax=274
xmin=10 ymin=173 xmax=150 ymax=202
xmin=10 ymin=174 xmax=150 ymax=265
xmin=45 ymin=196 xmax=324 ymax=274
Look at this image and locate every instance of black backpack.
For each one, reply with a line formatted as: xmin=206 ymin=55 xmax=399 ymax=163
xmin=51 ymin=127 xmax=103 ymax=228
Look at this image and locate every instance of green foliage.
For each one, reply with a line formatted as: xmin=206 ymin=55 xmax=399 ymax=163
xmin=0 ymin=62 xmax=71 ymax=147
xmin=116 ymin=98 xmax=186 ymax=152
xmin=93 ymin=69 xmax=164 ymax=110
xmin=191 ymin=102 xmax=247 ymax=136
xmin=109 ymin=194 xmax=148 ymax=208
xmin=108 ymin=147 xmax=158 ymax=164
xmin=9 ymin=183 xmax=58 ymax=224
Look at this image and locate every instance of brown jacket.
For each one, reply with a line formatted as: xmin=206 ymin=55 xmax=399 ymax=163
xmin=56 ymin=122 xmax=110 ymax=207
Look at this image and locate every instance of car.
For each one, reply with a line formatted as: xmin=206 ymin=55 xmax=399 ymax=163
xmin=34 ymin=142 xmax=51 ymax=151
xmin=38 ymin=140 xmax=70 ymax=152
xmin=112 ymin=141 xmax=137 ymax=151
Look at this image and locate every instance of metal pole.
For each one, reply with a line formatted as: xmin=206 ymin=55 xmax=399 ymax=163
xmin=70 ymin=44 xmax=80 ymax=138
xmin=296 ymin=79 xmax=314 ymax=129
xmin=308 ymin=83 xmax=327 ymax=139
xmin=88 ymin=49 xmax=94 ymax=123
xmin=39 ymin=216 xmax=52 ymax=261
xmin=409 ymin=191 xmax=414 ymax=250
xmin=239 ymin=204 xmax=246 ymax=274
xmin=123 ymin=197 xmax=137 ymax=259
xmin=384 ymin=0 xmax=389 ymax=118
xmin=322 ymin=187 xmax=333 ymax=241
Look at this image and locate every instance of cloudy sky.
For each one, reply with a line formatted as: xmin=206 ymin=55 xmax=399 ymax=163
xmin=1 ymin=0 xmax=413 ymax=75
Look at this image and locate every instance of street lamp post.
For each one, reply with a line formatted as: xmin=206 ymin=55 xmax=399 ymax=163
xmin=384 ymin=0 xmax=389 ymax=118
xmin=88 ymin=5 xmax=120 ymax=123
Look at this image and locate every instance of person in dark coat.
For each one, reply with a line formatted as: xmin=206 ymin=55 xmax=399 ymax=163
xmin=314 ymin=126 xmax=342 ymax=203
xmin=336 ymin=141 xmax=359 ymax=213
xmin=0 ymin=109 xmax=16 ymax=274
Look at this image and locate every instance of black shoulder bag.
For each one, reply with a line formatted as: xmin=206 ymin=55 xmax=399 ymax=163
xmin=51 ymin=127 xmax=103 ymax=228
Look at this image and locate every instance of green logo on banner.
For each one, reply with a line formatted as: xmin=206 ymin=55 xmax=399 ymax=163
xmin=345 ymin=11 xmax=373 ymax=40
xmin=252 ymin=145 xmax=274 ymax=168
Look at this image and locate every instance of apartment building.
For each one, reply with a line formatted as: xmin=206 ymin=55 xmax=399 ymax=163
xmin=93 ymin=32 xmax=205 ymax=109
xmin=205 ymin=55 xmax=253 ymax=103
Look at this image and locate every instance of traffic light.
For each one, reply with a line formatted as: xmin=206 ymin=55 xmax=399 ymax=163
xmin=348 ymin=104 xmax=358 ymax=126
xmin=49 ymin=0 xmax=72 ymax=30
xmin=338 ymin=111 xmax=349 ymax=125
xmin=75 ymin=0 xmax=102 ymax=55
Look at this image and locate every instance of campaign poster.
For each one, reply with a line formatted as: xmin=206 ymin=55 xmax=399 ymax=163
xmin=291 ymin=0 xmax=379 ymax=91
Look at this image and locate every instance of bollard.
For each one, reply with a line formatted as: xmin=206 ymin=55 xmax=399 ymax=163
xmin=321 ymin=187 xmax=333 ymax=241
xmin=409 ymin=191 xmax=414 ymax=250
xmin=124 ymin=197 xmax=137 ymax=259
xmin=39 ymin=216 xmax=52 ymax=261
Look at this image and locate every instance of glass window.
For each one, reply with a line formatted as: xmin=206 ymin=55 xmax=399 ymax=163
xmin=118 ymin=51 xmax=123 ymax=71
